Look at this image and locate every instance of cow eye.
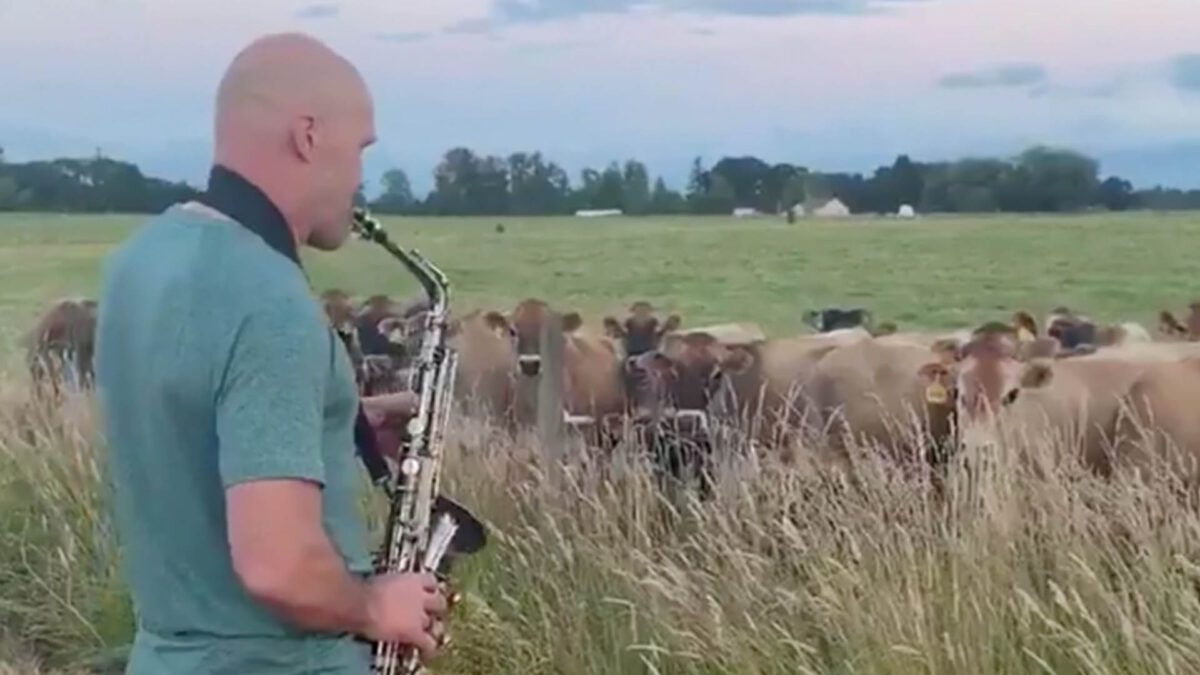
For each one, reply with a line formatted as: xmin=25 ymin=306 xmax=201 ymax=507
xmin=1002 ymin=388 xmax=1020 ymax=406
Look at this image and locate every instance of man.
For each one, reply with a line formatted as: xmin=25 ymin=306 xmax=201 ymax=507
xmin=94 ymin=33 xmax=447 ymax=673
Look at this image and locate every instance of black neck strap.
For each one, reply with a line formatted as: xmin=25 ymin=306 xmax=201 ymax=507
xmin=195 ymin=164 xmax=392 ymax=487
xmin=196 ymin=164 xmax=302 ymax=268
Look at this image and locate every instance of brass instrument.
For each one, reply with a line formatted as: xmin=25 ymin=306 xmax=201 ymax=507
xmin=349 ymin=208 xmax=486 ymax=675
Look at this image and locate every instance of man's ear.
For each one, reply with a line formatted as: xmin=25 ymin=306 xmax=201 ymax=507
xmin=1020 ymin=361 xmax=1054 ymax=389
xmin=288 ymin=115 xmax=318 ymax=163
xmin=561 ymin=312 xmax=583 ymax=333
xmin=603 ymin=316 xmax=625 ymax=338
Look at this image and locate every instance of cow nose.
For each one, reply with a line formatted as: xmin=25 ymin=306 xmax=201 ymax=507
xmin=518 ymin=354 xmax=541 ymax=376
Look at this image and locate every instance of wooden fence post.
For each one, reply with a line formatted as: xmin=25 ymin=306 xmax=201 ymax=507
xmin=536 ymin=313 xmax=565 ymax=461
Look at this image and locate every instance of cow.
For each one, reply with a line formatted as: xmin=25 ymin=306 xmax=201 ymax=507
xmin=22 ymin=298 xmax=99 ymax=400
xmin=444 ymin=308 xmax=519 ymax=431
xmin=946 ymin=325 xmax=1200 ymax=480
xmin=805 ymin=334 xmax=961 ymax=476
xmin=602 ymin=301 xmax=681 ymax=361
xmin=1014 ymin=307 xmax=1151 ymax=350
xmin=1112 ymin=357 xmax=1200 ymax=487
xmin=495 ymin=298 xmax=627 ymax=442
xmin=626 ymin=327 xmax=875 ymax=465
xmin=1158 ymin=302 xmax=1200 ymax=341
xmin=320 ymin=288 xmax=364 ymax=370
xmin=802 ymin=307 xmax=873 ymax=333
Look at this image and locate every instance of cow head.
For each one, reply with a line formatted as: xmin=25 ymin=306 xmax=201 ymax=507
xmin=505 ymin=298 xmax=582 ymax=377
xmin=625 ymin=332 xmax=755 ymax=423
xmin=803 ymin=307 xmax=872 ymax=333
xmin=602 ymin=301 xmax=681 ymax=362
xmin=1012 ymin=310 xmax=1039 ymax=342
xmin=321 ymin=289 xmax=357 ymax=338
xmin=943 ymin=320 xmax=1086 ymax=450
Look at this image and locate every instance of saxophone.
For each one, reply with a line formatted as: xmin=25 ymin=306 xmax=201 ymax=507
xmin=349 ymin=208 xmax=487 ymax=675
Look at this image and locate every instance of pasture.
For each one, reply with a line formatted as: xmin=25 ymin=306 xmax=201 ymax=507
xmin=4 ymin=210 xmax=1200 ymax=674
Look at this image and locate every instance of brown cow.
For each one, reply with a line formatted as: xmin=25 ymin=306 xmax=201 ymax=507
xmin=497 ymin=298 xmax=626 ymax=438
xmin=628 ymin=327 xmax=874 ymax=453
xmin=445 ymin=309 xmax=519 ymax=430
xmin=1113 ymin=357 xmax=1200 ymax=486
xmin=947 ymin=325 xmax=1200 ymax=474
xmin=1158 ymin=302 xmax=1200 ymax=341
xmin=805 ymin=335 xmax=959 ymax=473
xmin=602 ymin=301 xmax=681 ymax=361
xmin=23 ymin=298 xmax=98 ymax=399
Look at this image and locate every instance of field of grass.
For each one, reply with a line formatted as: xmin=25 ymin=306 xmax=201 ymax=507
xmin=3 ymin=210 xmax=1200 ymax=674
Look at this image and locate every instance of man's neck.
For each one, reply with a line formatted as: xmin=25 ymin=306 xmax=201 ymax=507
xmin=196 ymin=164 xmax=303 ymax=268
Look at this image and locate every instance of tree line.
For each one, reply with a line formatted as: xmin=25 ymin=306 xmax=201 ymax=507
xmin=2 ymin=143 xmax=1199 ymax=216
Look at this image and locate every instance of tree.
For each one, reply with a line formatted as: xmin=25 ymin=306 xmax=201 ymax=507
xmin=372 ymin=168 xmax=415 ymax=213
xmin=622 ymin=160 xmax=650 ymax=215
xmin=1097 ymin=176 xmax=1136 ymax=211
xmin=649 ymin=177 xmax=685 ymax=214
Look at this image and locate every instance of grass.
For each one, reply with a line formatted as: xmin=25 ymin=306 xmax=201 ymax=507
xmin=3 ymin=210 xmax=1200 ymax=674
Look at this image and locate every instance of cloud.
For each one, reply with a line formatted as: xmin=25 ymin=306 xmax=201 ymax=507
xmin=938 ymin=63 xmax=1047 ymax=89
xmin=444 ymin=18 xmax=497 ymax=34
xmin=375 ymin=32 xmax=430 ymax=44
xmin=1169 ymin=53 xmax=1200 ymax=91
xmin=294 ymin=3 xmax=339 ymax=18
xmin=483 ymin=0 xmax=925 ymax=24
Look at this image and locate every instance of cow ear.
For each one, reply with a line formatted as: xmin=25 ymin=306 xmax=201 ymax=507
xmin=659 ymin=314 xmax=682 ymax=335
xmin=1020 ymin=361 xmax=1054 ymax=389
xmin=561 ymin=312 xmax=583 ymax=332
xmin=873 ymin=321 xmax=898 ymax=337
xmin=721 ymin=346 xmax=755 ymax=374
xmin=930 ymin=338 xmax=963 ymax=365
xmin=483 ymin=311 xmax=511 ymax=335
xmin=603 ymin=316 xmax=625 ymax=338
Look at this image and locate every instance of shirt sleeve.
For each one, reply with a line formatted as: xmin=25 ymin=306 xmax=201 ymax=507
xmin=215 ymin=297 xmax=327 ymax=489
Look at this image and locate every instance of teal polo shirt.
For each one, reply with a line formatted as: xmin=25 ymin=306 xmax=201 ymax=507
xmin=94 ymin=168 xmax=373 ymax=673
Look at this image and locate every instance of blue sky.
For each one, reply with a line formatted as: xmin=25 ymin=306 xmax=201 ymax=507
xmin=2 ymin=0 xmax=1199 ymax=194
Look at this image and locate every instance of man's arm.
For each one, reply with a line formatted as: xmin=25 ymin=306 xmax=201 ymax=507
xmin=226 ymin=479 xmax=373 ymax=634
xmin=215 ymin=298 xmax=371 ymax=634
xmin=214 ymin=300 xmax=447 ymax=653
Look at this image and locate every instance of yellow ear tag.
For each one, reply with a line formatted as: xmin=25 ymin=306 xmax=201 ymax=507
xmin=925 ymin=381 xmax=949 ymax=405
xmin=1017 ymin=327 xmax=1035 ymax=342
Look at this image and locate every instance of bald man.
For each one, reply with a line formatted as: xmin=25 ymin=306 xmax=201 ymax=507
xmin=94 ymin=34 xmax=447 ymax=674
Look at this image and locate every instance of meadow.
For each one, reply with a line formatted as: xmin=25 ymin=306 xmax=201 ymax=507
xmin=3 ymin=210 xmax=1200 ymax=674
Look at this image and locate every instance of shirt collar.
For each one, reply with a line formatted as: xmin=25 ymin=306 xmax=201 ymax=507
xmin=196 ymin=164 xmax=301 ymax=268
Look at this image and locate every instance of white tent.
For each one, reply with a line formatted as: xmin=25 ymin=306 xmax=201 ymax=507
xmin=897 ymin=204 xmax=916 ymax=218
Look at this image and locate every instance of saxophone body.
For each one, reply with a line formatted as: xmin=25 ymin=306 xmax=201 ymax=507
xmin=349 ymin=208 xmax=486 ymax=675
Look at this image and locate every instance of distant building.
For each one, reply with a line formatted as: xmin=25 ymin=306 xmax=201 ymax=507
xmin=574 ymin=209 xmax=623 ymax=217
xmin=732 ymin=207 xmax=759 ymax=217
xmin=811 ymin=197 xmax=851 ymax=218
xmin=897 ymin=204 xmax=916 ymax=218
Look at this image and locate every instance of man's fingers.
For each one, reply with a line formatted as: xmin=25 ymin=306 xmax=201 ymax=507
xmin=413 ymin=632 xmax=439 ymax=665
xmin=423 ymin=590 xmax=448 ymax=618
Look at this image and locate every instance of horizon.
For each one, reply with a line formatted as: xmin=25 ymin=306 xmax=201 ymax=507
xmin=3 ymin=0 xmax=1199 ymax=194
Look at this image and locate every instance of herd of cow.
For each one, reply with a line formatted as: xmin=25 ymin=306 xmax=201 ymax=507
xmin=17 ymin=291 xmax=1200 ymax=491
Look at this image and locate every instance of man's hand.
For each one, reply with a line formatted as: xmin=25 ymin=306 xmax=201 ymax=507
xmin=362 ymin=392 xmax=419 ymax=460
xmin=363 ymin=572 xmax=450 ymax=664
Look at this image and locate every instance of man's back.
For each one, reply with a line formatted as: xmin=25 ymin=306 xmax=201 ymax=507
xmin=94 ymin=203 xmax=371 ymax=673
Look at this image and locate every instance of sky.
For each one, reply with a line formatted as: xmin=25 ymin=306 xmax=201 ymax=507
xmin=2 ymin=0 xmax=1200 ymax=195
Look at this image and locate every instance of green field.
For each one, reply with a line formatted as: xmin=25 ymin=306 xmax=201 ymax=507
xmin=4 ymin=210 xmax=1200 ymax=369
xmin=5 ymin=210 xmax=1200 ymax=674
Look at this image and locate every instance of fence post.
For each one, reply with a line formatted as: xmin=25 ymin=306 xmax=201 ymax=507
xmin=536 ymin=313 xmax=565 ymax=462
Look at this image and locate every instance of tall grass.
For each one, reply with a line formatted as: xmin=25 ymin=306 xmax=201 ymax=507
xmin=4 ymin=379 xmax=1200 ymax=674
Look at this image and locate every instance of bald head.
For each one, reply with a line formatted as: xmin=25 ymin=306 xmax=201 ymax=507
xmin=212 ymin=33 xmax=375 ymax=252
